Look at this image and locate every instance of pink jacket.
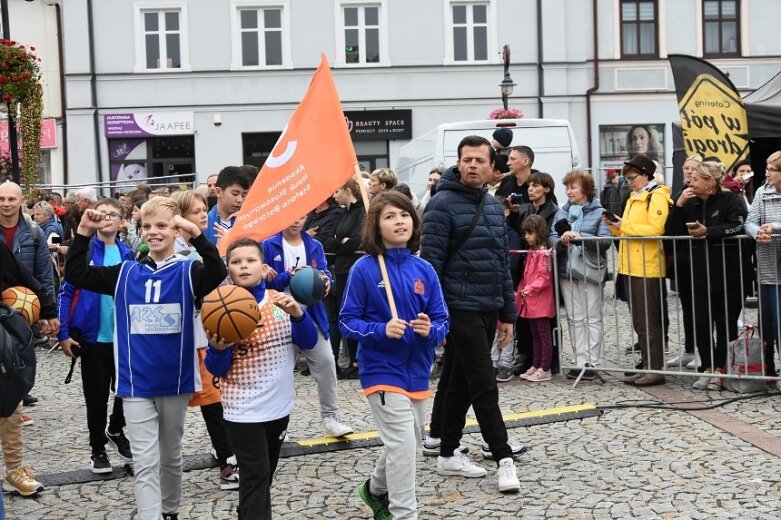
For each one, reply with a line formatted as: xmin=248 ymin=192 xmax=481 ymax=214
xmin=517 ymin=249 xmax=555 ymax=319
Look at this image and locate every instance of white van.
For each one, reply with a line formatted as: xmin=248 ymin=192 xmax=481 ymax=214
xmin=396 ymin=118 xmax=581 ymax=205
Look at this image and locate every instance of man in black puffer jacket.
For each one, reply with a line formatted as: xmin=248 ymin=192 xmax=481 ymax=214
xmin=421 ymin=135 xmax=520 ymax=493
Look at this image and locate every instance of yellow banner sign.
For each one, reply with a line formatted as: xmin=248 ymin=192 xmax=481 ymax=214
xmin=678 ymin=74 xmax=749 ymax=170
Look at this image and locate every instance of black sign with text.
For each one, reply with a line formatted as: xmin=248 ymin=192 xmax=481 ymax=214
xmin=344 ymin=109 xmax=412 ymax=140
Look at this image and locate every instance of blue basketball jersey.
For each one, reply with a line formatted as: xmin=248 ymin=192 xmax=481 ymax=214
xmin=114 ymin=258 xmax=201 ymax=398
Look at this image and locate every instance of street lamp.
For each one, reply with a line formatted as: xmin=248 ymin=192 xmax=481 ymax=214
xmin=499 ymin=44 xmax=516 ymax=111
xmin=0 ymin=0 xmax=31 ymax=184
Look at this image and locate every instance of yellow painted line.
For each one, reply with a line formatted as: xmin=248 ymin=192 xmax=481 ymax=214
xmin=295 ymin=403 xmax=597 ymax=448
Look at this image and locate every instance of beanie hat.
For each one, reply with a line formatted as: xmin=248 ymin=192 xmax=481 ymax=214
xmin=492 ymin=128 xmax=513 ymax=148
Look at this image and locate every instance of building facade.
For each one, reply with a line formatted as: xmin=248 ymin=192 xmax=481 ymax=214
xmin=2 ymin=0 xmax=63 ymax=186
xmin=57 ymin=0 xmax=781 ymax=193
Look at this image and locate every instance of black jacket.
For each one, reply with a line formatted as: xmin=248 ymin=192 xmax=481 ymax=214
xmin=0 ymin=240 xmax=56 ymax=319
xmin=421 ymin=166 xmax=516 ymax=322
xmin=305 ymin=204 xmax=345 ymax=248
xmin=666 ymin=190 xmax=747 ymax=292
xmin=323 ymin=200 xmax=365 ymax=275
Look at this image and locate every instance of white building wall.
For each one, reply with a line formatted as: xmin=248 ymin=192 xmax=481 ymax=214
xmin=57 ymin=0 xmax=781 ymax=189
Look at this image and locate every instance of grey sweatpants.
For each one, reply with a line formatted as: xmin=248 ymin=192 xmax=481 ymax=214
xmin=367 ymin=391 xmax=427 ymax=520
xmin=123 ymin=394 xmax=191 ymax=520
xmin=298 ymin=329 xmax=340 ymax=418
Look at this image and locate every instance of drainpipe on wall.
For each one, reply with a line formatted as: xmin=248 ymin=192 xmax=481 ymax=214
xmin=537 ymin=0 xmax=544 ymax=118
xmin=53 ymin=2 xmax=68 ymax=184
xmin=86 ymin=0 xmax=103 ymax=188
xmin=585 ymin=0 xmax=600 ymax=169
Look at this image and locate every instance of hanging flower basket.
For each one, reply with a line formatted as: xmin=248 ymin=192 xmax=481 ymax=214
xmin=0 ymin=39 xmax=43 ymax=190
xmin=488 ymin=108 xmax=523 ymax=120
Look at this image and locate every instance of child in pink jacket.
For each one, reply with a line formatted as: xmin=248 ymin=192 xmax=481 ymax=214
xmin=517 ymin=215 xmax=556 ymax=382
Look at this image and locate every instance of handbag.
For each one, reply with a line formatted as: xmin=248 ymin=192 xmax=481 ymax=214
xmin=723 ymin=324 xmax=767 ymax=394
xmin=566 ymin=242 xmax=606 ymax=285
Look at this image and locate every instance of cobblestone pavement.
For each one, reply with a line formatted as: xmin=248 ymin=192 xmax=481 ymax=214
xmin=4 ymin=339 xmax=781 ymax=519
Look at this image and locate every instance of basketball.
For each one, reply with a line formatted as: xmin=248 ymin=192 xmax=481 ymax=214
xmin=201 ymin=285 xmax=261 ymax=345
xmin=289 ymin=267 xmax=327 ymax=306
xmin=2 ymin=286 xmax=41 ymax=326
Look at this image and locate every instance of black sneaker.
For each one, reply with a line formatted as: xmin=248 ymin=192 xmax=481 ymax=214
xmin=106 ymin=429 xmax=133 ymax=463
xmin=23 ymin=394 xmax=38 ymax=406
xmin=89 ymin=452 xmax=112 ymax=474
xmin=163 ymin=514 xmax=179 ymax=520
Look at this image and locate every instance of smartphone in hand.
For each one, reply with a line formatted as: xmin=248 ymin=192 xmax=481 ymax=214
xmin=686 ymin=222 xmax=699 ymax=229
xmin=603 ymin=209 xmax=619 ymax=222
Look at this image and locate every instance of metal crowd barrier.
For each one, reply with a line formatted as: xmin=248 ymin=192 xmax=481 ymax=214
xmin=556 ymin=234 xmax=779 ymax=389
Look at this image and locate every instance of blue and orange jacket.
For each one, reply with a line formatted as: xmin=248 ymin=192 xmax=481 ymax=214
xmin=57 ymin=237 xmax=134 ymax=343
xmin=339 ymin=248 xmax=449 ymax=395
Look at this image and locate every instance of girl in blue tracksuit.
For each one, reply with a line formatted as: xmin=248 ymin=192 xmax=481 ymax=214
xmin=339 ymin=192 xmax=449 ymax=520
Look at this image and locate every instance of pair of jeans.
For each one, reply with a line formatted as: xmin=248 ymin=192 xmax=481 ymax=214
xmin=625 ymin=276 xmax=665 ymax=370
xmin=560 ymin=278 xmax=604 ymax=367
xmin=225 ymin=416 xmax=289 ymax=520
xmin=438 ymin=309 xmax=512 ymax=463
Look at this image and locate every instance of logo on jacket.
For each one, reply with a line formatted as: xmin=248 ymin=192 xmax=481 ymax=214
xmin=273 ymin=254 xmax=282 ymax=262
xmin=414 ymin=279 xmax=425 ymax=295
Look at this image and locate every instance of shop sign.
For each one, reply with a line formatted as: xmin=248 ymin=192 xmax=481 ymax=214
xmin=104 ymin=111 xmax=195 ymax=137
xmin=344 ymin=109 xmax=412 ymax=140
xmin=0 ymin=118 xmax=57 ymax=153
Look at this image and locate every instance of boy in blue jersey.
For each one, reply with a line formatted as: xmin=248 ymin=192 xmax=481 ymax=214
xmin=65 ymin=197 xmax=227 ymax=520
xmin=262 ymin=216 xmax=354 ymax=438
xmin=57 ymin=198 xmax=135 ymax=474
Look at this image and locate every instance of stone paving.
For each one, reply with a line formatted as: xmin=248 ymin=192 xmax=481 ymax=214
xmin=4 ymin=339 xmax=781 ymax=520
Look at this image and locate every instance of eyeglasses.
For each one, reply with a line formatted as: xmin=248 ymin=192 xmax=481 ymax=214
xmin=104 ymin=212 xmax=122 ymax=221
xmin=624 ymin=175 xmax=639 ymax=182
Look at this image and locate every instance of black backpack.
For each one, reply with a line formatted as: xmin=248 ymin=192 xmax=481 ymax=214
xmin=0 ymin=302 xmax=36 ymax=417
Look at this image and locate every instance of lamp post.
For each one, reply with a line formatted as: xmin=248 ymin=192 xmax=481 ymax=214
xmin=0 ymin=0 xmax=20 ymax=183
xmin=499 ymin=44 xmax=516 ymax=111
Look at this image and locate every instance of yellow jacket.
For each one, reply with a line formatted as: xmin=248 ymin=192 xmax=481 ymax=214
xmin=610 ymin=186 xmax=671 ymax=278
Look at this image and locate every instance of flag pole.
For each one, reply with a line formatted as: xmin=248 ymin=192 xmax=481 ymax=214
xmin=353 ymin=164 xmax=398 ymax=320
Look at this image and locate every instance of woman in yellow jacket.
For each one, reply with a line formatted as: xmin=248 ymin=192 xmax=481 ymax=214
xmin=603 ymin=155 xmax=672 ymax=386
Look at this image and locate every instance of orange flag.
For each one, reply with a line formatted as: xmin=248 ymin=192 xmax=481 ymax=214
xmin=218 ymin=54 xmax=358 ymax=255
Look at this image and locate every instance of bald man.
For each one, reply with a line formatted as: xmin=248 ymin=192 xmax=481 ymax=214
xmin=0 ymin=181 xmax=54 ymax=298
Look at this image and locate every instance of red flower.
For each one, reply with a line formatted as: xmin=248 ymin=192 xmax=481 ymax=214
xmin=11 ymin=75 xmax=18 ymax=81
xmin=30 ymin=46 xmax=35 ymax=51
xmin=2 ymin=94 xmax=12 ymax=103
xmin=21 ymin=71 xmax=30 ymax=79
xmin=0 ymin=76 xmax=6 ymax=84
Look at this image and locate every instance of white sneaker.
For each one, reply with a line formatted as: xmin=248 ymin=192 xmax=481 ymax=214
xmin=776 ymin=380 xmax=781 ymax=392
xmin=686 ymin=355 xmax=702 ymax=369
xmin=323 ymin=416 xmax=354 ymax=438
xmin=692 ymin=376 xmax=710 ymax=390
xmin=437 ymin=450 xmax=487 ymax=478
xmin=496 ymin=457 xmax=520 ymax=492
xmin=421 ymin=436 xmax=468 ymax=457
xmin=666 ymin=352 xmax=696 ymax=367
xmin=480 ymin=438 xmax=528 ymax=459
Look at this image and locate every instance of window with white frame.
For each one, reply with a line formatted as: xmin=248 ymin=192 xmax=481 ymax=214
xmin=342 ymin=4 xmax=380 ymax=64
xmin=134 ymin=2 xmax=190 ymax=72
xmin=143 ymin=10 xmax=183 ymax=69
xmin=451 ymin=2 xmax=488 ymax=62
xmin=238 ymin=7 xmax=283 ymax=66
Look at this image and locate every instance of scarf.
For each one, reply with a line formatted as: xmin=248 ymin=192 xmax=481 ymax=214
xmin=566 ymin=203 xmax=585 ymax=233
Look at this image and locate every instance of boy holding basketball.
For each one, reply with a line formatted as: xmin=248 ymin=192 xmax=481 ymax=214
xmin=262 ymin=216 xmax=354 ymax=438
xmin=65 ymin=197 xmax=227 ymax=520
xmin=205 ymin=238 xmax=317 ymax=520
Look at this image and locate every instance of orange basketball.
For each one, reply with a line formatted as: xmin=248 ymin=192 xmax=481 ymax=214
xmin=201 ymin=285 xmax=261 ymax=345
xmin=2 ymin=286 xmax=41 ymax=326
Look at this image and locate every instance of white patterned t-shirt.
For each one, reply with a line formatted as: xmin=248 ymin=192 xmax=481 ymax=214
xmin=219 ymin=290 xmax=298 ymax=423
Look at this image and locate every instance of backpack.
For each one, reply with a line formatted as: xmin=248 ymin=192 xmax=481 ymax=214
xmin=0 ymin=303 xmax=37 ymax=417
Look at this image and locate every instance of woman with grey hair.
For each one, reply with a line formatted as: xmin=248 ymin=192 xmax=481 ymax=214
xmin=31 ymin=201 xmax=64 ymax=246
